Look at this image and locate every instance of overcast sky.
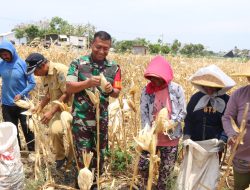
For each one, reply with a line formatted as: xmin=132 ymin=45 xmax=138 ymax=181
xmin=1 ymin=0 xmax=249 ymax=52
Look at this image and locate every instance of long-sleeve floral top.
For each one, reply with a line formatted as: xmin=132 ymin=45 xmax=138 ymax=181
xmin=140 ymin=81 xmax=187 ymax=141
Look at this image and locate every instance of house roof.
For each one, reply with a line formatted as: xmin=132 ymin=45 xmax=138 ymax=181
xmin=0 ymin=31 xmax=14 ymax=37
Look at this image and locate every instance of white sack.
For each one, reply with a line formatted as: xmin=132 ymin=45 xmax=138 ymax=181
xmin=177 ymin=139 xmax=220 ymax=190
xmin=0 ymin=122 xmax=24 ymax=190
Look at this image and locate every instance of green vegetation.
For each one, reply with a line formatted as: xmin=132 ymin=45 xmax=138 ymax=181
xmin=111 ymin=148 xmax=132 ymax=172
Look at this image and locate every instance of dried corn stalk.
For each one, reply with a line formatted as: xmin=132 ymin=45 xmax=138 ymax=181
xmin=131 ymin=124 xmax=159 ymax=190
xmin=85 ymin=88 xmax=101 ymax=190
xmin=52 ymin=100 xmax=79 ymax=171
xmin=78 ymin=150 xmax=94 ymax=190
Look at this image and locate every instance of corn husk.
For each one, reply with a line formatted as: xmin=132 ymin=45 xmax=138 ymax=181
xmin=133 ymin=124 xmax=154 ymax=152
xmin=155 ymin=108 xmax=178 ymax=135
xmin=100 ymin=73 xmax=109 ymax=93
xmin=86 ymin=89 xmax=99 ymax=105
xmin=52 ymin=100 xmax=71 ymax=112
xmin=14 ymin=99 xmax=31 ymax=109
xmin=78 ymin=151 xmax=94 ymax=190
xmin=127 ymin=99 xmax=136 ymax=112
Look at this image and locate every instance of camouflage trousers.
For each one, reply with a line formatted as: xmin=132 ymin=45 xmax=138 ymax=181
xmin=72 ymin=120 xmax=108 ymax=175
xmin=138 ymin=145 xmax=178 ymax=190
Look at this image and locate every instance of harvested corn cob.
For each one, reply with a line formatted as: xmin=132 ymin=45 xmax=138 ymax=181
xmin=14 ymin=99 xmax=31 ymax=109
xmin=78 ymin=150 xmax=94 ymax=190
xmin=100 ymin=73 xmax=109 ymax=93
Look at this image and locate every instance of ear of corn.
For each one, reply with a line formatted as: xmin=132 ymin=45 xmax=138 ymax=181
xmin=52 ymin=100 xmax=71 ymax=112
xmin=154 ymin=107 xmax=178 ymax=135
xmin=100 ymin=73 xmax=109 ymax=93
xmin=60 ymin=111 xmax=73 ymax=129
xmin=134 ymin=124 xmax=154 ymax=152
xmin=128 ymin=80 xmax=139 ymax=96
xmin=86 ymin=89 xmax=99 ymax=105
xmin=127 ymin=99 xmax=136 ymax=112
xmin=78 ymin=150 xmax=94 ymax=190
xmin=154 ymin=108 xmax=169 ymax=134
xmin=15 ymin=99 xmax=31 ymax=109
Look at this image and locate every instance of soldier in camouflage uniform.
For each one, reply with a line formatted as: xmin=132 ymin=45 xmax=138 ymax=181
xmin=66 ymin=31 xmax=121 ymax=189
xmin=26 ymin=53 xmax=73 ymax=171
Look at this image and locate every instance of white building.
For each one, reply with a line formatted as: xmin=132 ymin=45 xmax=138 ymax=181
xmin=0 ymin=31 xmax=27 ymax=45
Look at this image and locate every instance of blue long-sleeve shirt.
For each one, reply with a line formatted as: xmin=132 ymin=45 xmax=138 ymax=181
xmin=0 ymin=40 xmax=36 ymax=106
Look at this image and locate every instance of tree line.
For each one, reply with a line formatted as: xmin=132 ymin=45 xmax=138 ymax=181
xmin=13 ymin=16 xmax=216 ymax=56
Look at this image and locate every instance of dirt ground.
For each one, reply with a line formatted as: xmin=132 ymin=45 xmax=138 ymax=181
xmin=21 ymin=146 xmax=235 ymax=190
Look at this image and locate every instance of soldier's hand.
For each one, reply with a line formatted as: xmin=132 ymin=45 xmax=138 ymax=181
xmin=87 ymin=76 xmax=101 ymax=88
xmin=104 ymin=82 xmax=113 ymax=94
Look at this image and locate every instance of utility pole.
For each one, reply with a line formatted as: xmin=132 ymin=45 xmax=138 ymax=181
xmin=161 ymin=33 xmax=164 ymax=46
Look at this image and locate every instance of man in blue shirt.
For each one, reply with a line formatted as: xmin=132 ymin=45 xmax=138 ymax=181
xmin=0 ymin=40 xmax=36 ymax=151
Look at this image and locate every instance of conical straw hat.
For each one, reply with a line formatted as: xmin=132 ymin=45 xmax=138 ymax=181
xmin=191 ymin=74 xmax=225 ymax=88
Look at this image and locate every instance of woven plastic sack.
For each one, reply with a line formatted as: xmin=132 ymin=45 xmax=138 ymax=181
xmin=0 ymin=122 xmax=24 ymax=190
xmin=177 ymin=139 xmax=220 ymax=190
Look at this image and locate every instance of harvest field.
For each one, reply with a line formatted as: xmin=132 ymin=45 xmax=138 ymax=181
xmin=11 ymin=45 xmax=250 ymax=189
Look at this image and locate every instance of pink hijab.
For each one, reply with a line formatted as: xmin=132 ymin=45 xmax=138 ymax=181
xmin=144 ymin=55 xmax=173 ymax=94
xmin=144 ymin=56 xmax=175 ymax=145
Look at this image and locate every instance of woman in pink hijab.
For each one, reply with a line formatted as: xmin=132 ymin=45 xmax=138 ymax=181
xmin=138 ymin=55 xmax=186 ymax=189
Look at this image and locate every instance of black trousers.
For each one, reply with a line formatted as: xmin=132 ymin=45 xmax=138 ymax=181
xmin=2 ymin=104 xmax=34 ymax=151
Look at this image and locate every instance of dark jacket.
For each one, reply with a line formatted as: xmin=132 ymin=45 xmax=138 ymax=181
xmin=184 ymin=91 xmax=229 ymax=142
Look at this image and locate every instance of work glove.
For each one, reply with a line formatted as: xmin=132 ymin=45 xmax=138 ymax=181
xmin=217 ymin=140 xmax=226 ymax=152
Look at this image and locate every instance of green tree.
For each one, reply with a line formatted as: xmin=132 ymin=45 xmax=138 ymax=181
xmin=149 ymin=43 xmax=161 ymax=54
xmin=115 ymin=40 xmax=134 ymax=53
xmin=13 ymin=27 xmax=26 ymax=40
xmin=133 ymin=38 xmax=149 ymax=46
xmin=171 ymin=39 xmax=181 ymax=54
xmin=25 ymin=25 xmax=40 ymax=42
xmin=49 ymin=16 xmax=70 ymax=34
xmin=161 ymin=45 xmax=171 ymax=54
xmin=180 ymin=43 xmax=205 ymax=56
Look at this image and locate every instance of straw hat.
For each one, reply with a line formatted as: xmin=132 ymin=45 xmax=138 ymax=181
xmin=231 ymin=63 xmax=250 ymax=77
xmin=191 ymin=74 xmax=225 ymax=88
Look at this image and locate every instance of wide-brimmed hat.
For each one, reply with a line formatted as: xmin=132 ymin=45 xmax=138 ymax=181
xmin=25 ymin=53 xmax=47 ymax=75
xmin=191 ymin=74 xmax=225 ymax=88
xmin=189 ymin=65 xmax=236 ymax=95
xmin=231 ymin=63 xmax=250 ymax=77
